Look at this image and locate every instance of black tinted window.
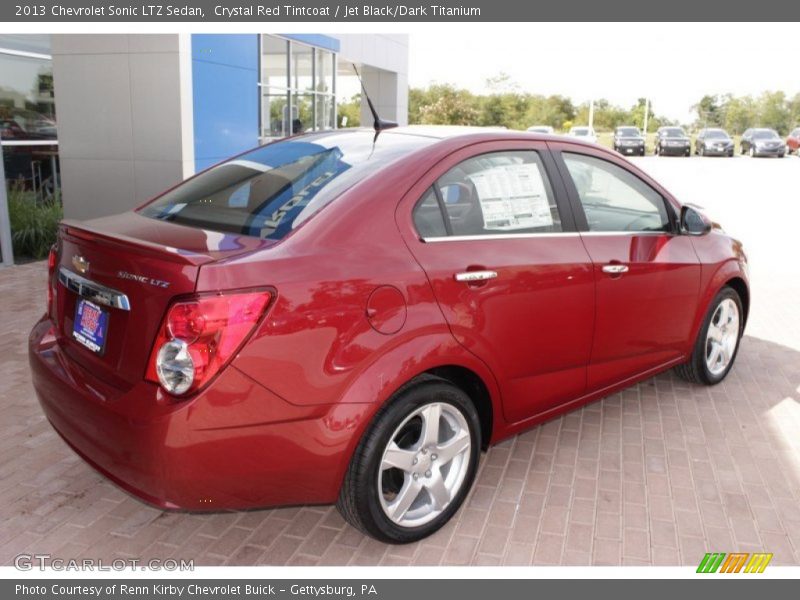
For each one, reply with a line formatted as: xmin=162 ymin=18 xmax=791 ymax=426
xmin=412 ymin=188 xmax=448 ymax=238
xmin=564 ymin=153 xmax=670 ymax=233
xmin=414 ymin=151 xmax=562 ymax=238
xmin=139 ymin=131 xmax=434 ymax=240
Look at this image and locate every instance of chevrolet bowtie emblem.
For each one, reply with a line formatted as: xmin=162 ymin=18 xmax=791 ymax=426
xmin=72 ymin=255 xmax=89 ymax=275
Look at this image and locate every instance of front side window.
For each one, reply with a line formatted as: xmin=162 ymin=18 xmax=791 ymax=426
xmin=563 ymin=153 xmax=670 ymax=233
xmin=412 ymin=150 xmax=562 ymax=238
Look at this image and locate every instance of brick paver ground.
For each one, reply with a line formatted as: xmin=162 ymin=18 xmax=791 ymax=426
xmin=2 ymin=257 xmax=798 ymax=567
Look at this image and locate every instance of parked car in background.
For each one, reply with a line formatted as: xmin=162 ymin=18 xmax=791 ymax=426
xmin=568 ymin=126 xmax=597 ymax=144
xmin=30 ymin=126 xmax=749 ymax=543
xmin=786 ymin=127 xmax=800 ymax=154
xmin=654 ymin=127 xmax=691 ymax=156
xmin=695 ymin=128 xmax=735 ymax=157
xmin=612 ymin=126 xmax=645 ymax=156
xmin=527 ymin=125 xmax=555 ymax=134
xmin=740 ymin=128 xmax=785 ymax=157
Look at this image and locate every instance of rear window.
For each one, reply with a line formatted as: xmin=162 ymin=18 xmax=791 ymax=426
xmin=139 ymin=130 xmax=434 ymax=240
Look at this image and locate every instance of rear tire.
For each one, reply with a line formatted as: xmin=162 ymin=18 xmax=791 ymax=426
xmin=675 ymin=286 xmax=743 ymax=385
xmin=337 ymin=377 xmax=481 ymax=543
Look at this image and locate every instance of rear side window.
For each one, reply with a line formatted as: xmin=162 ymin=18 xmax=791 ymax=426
xmin=563 ymin=153 xmax=670 ymax=233
xmin=412 ymin=150 xmax=562 ymax=239
xmin=139 ymin=131 xmax=434 ymax=240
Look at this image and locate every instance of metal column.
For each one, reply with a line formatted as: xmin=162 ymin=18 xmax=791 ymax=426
xmin=0 ymin=132 xmax=14 ymax=267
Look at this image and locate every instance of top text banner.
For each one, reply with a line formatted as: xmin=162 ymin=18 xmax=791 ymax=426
xmin=2 ymin=0 xmax=800 ymax=22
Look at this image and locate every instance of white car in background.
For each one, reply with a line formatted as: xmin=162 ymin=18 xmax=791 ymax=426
xmin=568 ymin=126 xmax=598 ymax=144
xmin=527 ymin=125 xmax=555 ymax=134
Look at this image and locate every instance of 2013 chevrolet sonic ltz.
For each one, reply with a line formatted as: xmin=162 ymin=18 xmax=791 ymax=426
xmin=30 ymin=127 xmax=749 ymax=543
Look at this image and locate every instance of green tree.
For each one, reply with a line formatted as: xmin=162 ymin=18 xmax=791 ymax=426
xmin=724 ymin=95 xmax=756 ymax=135
xmin=337 ymin=93 xmax=361 ymax=128
xmin=693 ymin=95 xmax=726 ymax=128
xmin=758 ymin=91 xmax=791 ymax=134
xmin=415 ymin=84 xmax=480 ymax=125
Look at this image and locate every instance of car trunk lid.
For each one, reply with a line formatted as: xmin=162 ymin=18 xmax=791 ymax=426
xmin=52 ymin=212 xmax=273 ymax=389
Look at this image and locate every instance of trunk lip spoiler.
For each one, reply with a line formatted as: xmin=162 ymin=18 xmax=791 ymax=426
xmin=60 ymin=219 xmax=215 ymax=267
xmin=58 ymin=267 xmax=131 ymax=311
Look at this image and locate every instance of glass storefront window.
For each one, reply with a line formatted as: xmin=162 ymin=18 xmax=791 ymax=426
xmin=0 ymin=34 xmax=51 ymax=55
xmin=1 ymin=36 xmax=61 ymax=264
xmin=261 ymin=88 xmax=290 ymax=138
xmin=315 ymin=49 xmax=334 ymax=95
xmin=289 ymin=42 xmax=313 ymax=93
xmin=0 ymin=53 xmax=56 ymax=141
xmin=261 ymin=35 xmax=288 ymax=89
xmin=259 ymin=35 xmax=336 ymax=142
xmin=314 ymin=94 xmax=335 ymax=131
xmin=291 ymin=93 xmax=314 ymax=135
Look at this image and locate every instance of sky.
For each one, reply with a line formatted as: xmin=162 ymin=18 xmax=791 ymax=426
xmin=405 ymin=23 xmax=800 ymax=123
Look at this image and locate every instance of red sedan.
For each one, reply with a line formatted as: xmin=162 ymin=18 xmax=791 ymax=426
xmin=30 ymin=127 xmax=749 ymax=543
xmin=787 ymin=127 xmax=800 ymax=154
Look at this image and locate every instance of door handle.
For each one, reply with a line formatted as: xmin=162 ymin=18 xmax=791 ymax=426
xmin=454 ymin=270 xmax=498 ymax=283
xmin=602 ymin=264 xmax=629 ymax=275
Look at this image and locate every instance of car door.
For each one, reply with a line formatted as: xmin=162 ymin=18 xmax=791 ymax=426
xmin=550 ymin=143 xmax=702 ymax=391
xmin=397 ymin=141 xmax=595 ymax=423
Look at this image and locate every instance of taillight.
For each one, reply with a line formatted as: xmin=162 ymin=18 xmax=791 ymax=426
xmin=145 ymin=290 xmax=273 ymax=396
xmin=47 ymin=245 xmax=57 ymax=318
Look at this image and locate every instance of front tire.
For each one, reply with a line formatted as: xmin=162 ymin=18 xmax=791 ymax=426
xmin=675 ymin=286 xmax=743 ymax=385
xmin=337 ymin=377 xmax=481 ymax=543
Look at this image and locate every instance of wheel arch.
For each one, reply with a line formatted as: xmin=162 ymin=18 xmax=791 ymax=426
xmin=690 ymin=260 xmax=750 ymax=347
xmin=424 ymin=365 xmax=494 ymax=450
xmin=330 ymin=334 xmax=503 ymax=493
xmin=724 ymin=276 xmax=750 ymax=328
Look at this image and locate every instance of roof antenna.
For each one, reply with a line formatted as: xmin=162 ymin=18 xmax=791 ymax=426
xmin=352 ymin=63 xmax=398 ymax=142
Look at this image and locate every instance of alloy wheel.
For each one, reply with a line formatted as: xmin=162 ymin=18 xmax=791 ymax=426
xmin=377 ymin=402 xmax=471 ymax=528
xmin=705 ymin=298 xmax=740 ymax=376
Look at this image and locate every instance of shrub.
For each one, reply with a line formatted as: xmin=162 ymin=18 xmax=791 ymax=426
xmin=7 ymin=183 xmax=63 ymax=260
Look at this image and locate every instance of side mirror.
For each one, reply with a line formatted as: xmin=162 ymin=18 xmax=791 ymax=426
xmin=680 ymin=205 xmax=711 ymax=236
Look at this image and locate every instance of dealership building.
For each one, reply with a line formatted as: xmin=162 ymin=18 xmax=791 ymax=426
xmin=0 ymin=33 xmax=410 ymax=266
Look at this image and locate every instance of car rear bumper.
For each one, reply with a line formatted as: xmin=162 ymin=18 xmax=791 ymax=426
xmin=702 ymin=147 xmax=733 ymax=156
xmin=752 ymin=148 xmax=784 ymax=156
xmin=617 ymin=145 xmax=645 ymax=155
xmin=660 ymin=146 xmax=690 ymax=155
xmin=29 ymin=316 xmax=365 ymax=511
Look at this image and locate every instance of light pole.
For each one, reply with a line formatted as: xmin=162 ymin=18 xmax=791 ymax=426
xmin=588 ymin=99 xmax=595 ymax=130
xmin=0 ymin=130 xmax=14 ymax=267
xmin=642 ymin=98 xmax=650 ymax=137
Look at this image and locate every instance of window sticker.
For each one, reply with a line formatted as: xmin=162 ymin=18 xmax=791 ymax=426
xmin=468 ymin=163 xmax=553 ymax=230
